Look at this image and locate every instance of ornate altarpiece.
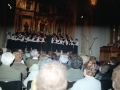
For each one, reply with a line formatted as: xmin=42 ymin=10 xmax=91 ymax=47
xmin=15 ymin=0 xmax=72 ymax=34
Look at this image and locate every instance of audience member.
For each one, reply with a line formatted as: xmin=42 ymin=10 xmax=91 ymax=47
xmin=11 ymin=51 xmax=27 ymax=79
xmin=51 ymin=53 xmax=58 ymax=62
xmin=80 ymin=55 xmax=89 ymax=70
xmin=67 ymin=55 xmax=83 ymax=82
xmin=59 ymin=54 xmax=71 ymax=69
xmin=23 ymin=56 xmax=52 ymax=87
xmin=31 ymin=62 xmax=67 ymax=90
xmin=112 ymin=65 xmax=120 ymax=90
xmin=71 ymin=59 xmax=101 ymax=90
xmin=0 ymin=48 xmax=3 ymax=66
xmin=0 ymin=52 xmax=21 ymax=81
xmin=95 ymin=62 xmax=111 ymax=80
xmin=26 ymin=49 xmax=39 ymax=68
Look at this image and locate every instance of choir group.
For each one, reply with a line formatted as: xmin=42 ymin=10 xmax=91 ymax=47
xmin=6 ymin=31 xmax=79 ymax=54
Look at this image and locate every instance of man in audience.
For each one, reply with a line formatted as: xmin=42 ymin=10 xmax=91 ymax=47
xmin=23 ymin=56 xmax=52 ymax=87
xmin=71 ymin=59 xmax=101 ymax=90
xmin=112 ymin=65 xmax=120 ymax=90
xmin=11 ymin=51 xmax=27 ymax=79
xmin=0 ymin=52 xmax=21 ymax=81
xmin=26 ymin=49 xmax=39 ymax=68
xmin=67 ymin=55 xmax=84 ymax=82
xmin=95 ymin=62 xmax=111 ymax=80
xmin=31 ymin=62 xmax=67 ymax=90
xmin=0 ymin=48 xmax=3 ymax=66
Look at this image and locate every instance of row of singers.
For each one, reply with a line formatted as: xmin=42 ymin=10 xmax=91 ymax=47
xmin=6 ymin=34 xmax=79 ymax=54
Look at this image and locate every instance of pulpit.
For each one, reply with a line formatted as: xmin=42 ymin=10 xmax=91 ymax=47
xmin=100 ymin=46 xmax=120 ymax=62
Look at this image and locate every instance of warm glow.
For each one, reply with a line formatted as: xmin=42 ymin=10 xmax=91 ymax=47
xmin=91 ymin=0 xmax=97 ymax=6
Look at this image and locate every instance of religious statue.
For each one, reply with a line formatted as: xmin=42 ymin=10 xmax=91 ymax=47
xmin=57 ymin=25 xmax=61 ymax=34
xmin=24 ymin=22 xmax=29 ymax=32
xmin=40 ymin=20 xmax=45 ymax=31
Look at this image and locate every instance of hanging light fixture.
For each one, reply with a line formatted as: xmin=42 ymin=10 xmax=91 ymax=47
xmin=91 ymin=0 xmax=97 ymax=6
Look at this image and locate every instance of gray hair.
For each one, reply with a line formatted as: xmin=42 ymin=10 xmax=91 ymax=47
xmin=36 ymin=62 xmax=67 ymax=90
xmin=1 ymin=52 xmax=15 ymax=65
xmin=38 ymin=57 xmax=52 ymax=69
xmin=71 ymin=55 xmax=83 ymax=69
xmin=30 ymin=49 xmax=39 ymax=57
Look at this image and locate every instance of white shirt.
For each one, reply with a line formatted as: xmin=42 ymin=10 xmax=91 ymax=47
xmin=23 ymin=71 xmax=39 ymax=87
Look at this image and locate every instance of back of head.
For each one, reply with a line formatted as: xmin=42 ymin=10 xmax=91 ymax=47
xmin=80 ymin=55 xmax=89 ymax=64
xmin=100 ymin=64 xmax=109 ymax=73
xmin=112 ymin=65 xmax=120 ymax=90
xmin=13 ymin=51 xmax=23 ymax=62
xmin=30 ymin=49 xmax=39 ymax=57
xmin=110 ymin=57 xmax=117 ymax=65
xmin=0 ymin=48 xmax=3 ymax=55
xmin=51 ymin=53 xmax=57 ymax=60
xmin=38 ymin=57 xmax=52 ymax=69
xmin=36 ymin=62 xmax=67 ymax=90
xmin=84 ymin=59 xmax=97 ymax=76
xmin=1 ymin=52 xmax=15 ymax=65
xmin=71 ymin=55 xmax=83 ymax=69
xmin=59 ymin=54 xmax=68 ymax=64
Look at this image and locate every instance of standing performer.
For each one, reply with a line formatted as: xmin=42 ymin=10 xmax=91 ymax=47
xmin=6 ymin=32 xmax=11 ymax=49
xmin=51 ymin=36 xmax=57 ymax=52
xmin=56 ymin=37 xmax=62 ymax=52
xmin=73 ymin=39 xmax=79 ymax=54
xmin=26 ymin=34 xmax=32 ymax=51
xmin=41 ymin=35 xmax=46 ymax=52
xmin=46 ymin=33 xmax=52 ymax=53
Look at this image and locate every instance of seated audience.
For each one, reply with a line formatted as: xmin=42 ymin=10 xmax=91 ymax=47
xmin=11 ymin=51 xmax=27 ymax=79
xmin=26 ymin=49 xmax=39 ymax=68
xmin=67 ymin=55 xmax=83 ymax=82
xmin=0 ymin=52 xmax=21 ymax=81
xmin=108 ymin=57 xmax=118 ymax=73
xmin=51 ymin=53 xmax=58 ymax=62
xmin=71 ymin=59 xmax=101 ymax=90
xmin=95 ymin=62 xmax=111 ymax=80
xmin=80 ymin=55 xmax=89 ymax=70
xmin=31 ymin=62 xmax=67 ymax=90
xmin=59 ymin=54 xmax=71 ymax=69
xmin=0 ymin=48 xmax=3 ymax=66
xmin=23 ymin=55 xmax=52 ymax=87
xmin=112 ymin=65 xmax=120 ymax=90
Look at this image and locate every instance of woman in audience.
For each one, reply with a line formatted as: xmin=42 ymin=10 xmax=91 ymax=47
xmin=67 ymin=55 xmax=83 ymax=82
xmin=112 ymin=65 xmax=120 ymax=90
xmin=71 ymin=59 xmax=101 ymax=90
xmin=0 ymin=48 xmax=3 ymax=66
xmin=23 ymin=55 xmax=52 ymax=87
xmin=11 ymin=51 xmax=27 ymax=79
xmin=95 ymin=62 xmax=111 ymax=80
xmin=108 ymin=57 xmax=118 ymax=73
xmin=59 ymin=54 xmax=71 ymax=69
xmin=31 ymin=62 xmax=67 ymax=90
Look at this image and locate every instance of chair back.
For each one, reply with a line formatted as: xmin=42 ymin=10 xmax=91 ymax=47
xmin=0 ymin=81 xmax=22 ymax=90
xmin=100 ymin=80 xmax=113 ymax=90
xmin=67 ymin=81 xmax=75 ymax=89
xmin=27 ymin=80 xmax=32 ymax=90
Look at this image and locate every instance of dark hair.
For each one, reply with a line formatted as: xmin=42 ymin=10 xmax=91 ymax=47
xmin=100 ymin=64 xmax=109 ymax=73
xmin=0 ymin=48 xmax=3 ymax=55
xmin=51 ymin=53 xmax=57 ymax=61
xmin=110 ymin=57 xmax=118 ymax=64
xmin=71 ymin=55 xmax=83 ymax=69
